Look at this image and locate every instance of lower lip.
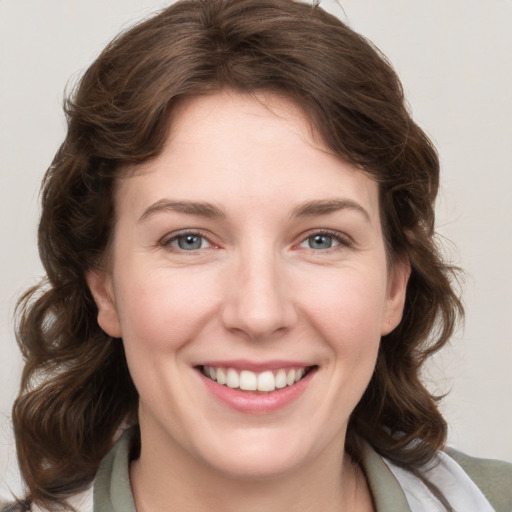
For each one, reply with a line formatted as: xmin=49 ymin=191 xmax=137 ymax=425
xmin=197 ymin=368 xmax=316 ymax=414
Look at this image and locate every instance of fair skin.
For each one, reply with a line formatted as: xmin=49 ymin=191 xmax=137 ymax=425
xmin=87 ymin=91 xmax=409 ymax=512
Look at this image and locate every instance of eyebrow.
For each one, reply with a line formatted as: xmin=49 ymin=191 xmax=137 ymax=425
xmin=138 ymin=198 xmax=371 ymax=223
xmin=290 ymin=199 xmax=371 ymax=223
xmin=138 ymin=199 xmax=226 ymax=222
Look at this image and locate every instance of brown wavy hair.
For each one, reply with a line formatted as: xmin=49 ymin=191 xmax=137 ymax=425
xmin=11 ymin=0 xmax=462 ymax=509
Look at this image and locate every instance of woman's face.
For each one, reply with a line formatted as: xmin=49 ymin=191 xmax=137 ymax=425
xmin=88 ymin=91 xmax=408 ymax=480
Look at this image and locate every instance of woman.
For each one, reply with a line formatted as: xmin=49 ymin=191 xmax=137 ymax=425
xmin=5 ymin=0 xmax=511 ymax=511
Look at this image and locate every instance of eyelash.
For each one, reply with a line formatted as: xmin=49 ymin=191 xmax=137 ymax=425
xmin=159 ymin=229 xmax=353 ymax=254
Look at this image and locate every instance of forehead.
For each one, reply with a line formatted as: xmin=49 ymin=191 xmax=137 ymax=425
xmin=116 ymin=91 xmax=380 ymax=223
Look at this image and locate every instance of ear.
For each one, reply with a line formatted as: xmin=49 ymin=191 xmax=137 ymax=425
xmin=381 ymin=259 xmax=411 ymax=336
xmin=86 ymin=270 xmax=122 ymax=338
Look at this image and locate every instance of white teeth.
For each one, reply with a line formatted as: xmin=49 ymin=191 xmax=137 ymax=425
xmin=216 ymin=367 xmax=227 ymax=385
xmin=275 ymin=369 xmax=287 ymax=389
xmin=286 ymin=369 xmax=296 ymax=386
xmin=202 ymin=366 xmax=310 ymax=392
xmin=257 ymin=371 xmax=276 ymax=392
xmin=226 ymin=368 xmax=239 ymax=388
xmin=240 ymin=370 xmax=257 ymax=391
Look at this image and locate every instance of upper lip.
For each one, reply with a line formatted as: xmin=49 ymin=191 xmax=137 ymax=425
xmin=194 ymin=360 xmax=314 ymax=372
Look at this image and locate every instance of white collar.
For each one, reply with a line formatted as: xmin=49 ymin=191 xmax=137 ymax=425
xmin=383 ymin=450 xmax=496 ymax=512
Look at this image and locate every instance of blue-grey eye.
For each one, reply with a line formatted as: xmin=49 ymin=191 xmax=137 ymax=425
xmin=172 ymin=234 xmax=210 ymax=251
xmin=300 ymin=233 xmax=340 ymax=250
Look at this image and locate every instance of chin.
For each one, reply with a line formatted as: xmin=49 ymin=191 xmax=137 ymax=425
xmin=194 ymin=429 xmax=316 ymax=481
xmin=205 ymin=452 xmax=305 ymax=482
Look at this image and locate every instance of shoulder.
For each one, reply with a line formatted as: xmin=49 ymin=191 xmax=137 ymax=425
xmin=445 ymin=448 xmax=512 ymax=512
xmin=368 ymin=441 xmax=510 ymax=512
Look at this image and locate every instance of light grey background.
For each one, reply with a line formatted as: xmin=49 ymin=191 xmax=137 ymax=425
xmin=1 ymin=0 xmax=511 ymax=499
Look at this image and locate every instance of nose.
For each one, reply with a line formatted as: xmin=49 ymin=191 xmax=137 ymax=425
xmin=220 ymin=248 xmax=297 ymax=341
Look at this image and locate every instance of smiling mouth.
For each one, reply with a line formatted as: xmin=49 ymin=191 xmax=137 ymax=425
xmin=199 ymin=365 xmax=316 ymax=393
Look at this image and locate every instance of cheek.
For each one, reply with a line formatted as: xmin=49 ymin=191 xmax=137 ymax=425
xmin=303 ymin=267 xmax=388 ymax=343
xmin=112 ymin=265 xmax=221 ymax=352
xmin=112 ymin=269 xmax=218 ymax=414
xmin=299 ymin=266 xmax=387 ymax=399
